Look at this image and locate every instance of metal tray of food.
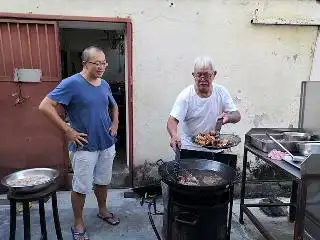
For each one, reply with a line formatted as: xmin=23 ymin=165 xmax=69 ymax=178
xmin=193 ymin=133 xmax=241 ymax=150
xmin=250 ymin=133 xmax=298 ymax=153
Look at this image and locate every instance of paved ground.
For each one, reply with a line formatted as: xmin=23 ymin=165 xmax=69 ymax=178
xmin=0 ymin=189 xmax=294 ymax=239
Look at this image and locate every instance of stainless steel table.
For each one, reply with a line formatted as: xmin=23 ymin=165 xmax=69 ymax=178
xmin=239 ymin=143 xmax=302 ymax=240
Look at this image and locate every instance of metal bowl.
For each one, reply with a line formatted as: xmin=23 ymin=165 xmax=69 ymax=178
xmin=283 ymin=132 xmax=311 ymax=141
xmin=1 ymin=168 xmax=60 ymax=193
xmin=297 ymin=143 xmax=320 ymax=157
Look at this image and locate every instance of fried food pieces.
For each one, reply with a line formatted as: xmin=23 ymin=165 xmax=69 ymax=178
xmin=194 ymin=131 xmax=231 ymax=148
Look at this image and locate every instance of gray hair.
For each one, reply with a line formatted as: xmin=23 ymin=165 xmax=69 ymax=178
xmin=81 ymin=46 xmax=104 ymax=62
xmin=193 ymin=56 xmax=215 ymax=71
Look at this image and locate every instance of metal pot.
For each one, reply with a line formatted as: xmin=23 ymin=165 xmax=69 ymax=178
xmin=1 ymin=168 xmax=60 ymax=194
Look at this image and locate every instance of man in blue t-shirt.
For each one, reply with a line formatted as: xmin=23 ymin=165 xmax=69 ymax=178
xmin=39 ymin=46 xmax=119 ymax=239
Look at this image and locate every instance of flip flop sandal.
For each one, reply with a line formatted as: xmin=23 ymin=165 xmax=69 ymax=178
xmin=71 ymin=227 xmax=89 ymax=240
xmin=97 ymin=213 xmax=120 ymax=225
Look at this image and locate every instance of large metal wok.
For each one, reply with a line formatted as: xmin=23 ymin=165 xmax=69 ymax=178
xmin=158 ymin=158 xmax=236 ymax=191
xmin=1 ymin=168 xmax=60 ymax=194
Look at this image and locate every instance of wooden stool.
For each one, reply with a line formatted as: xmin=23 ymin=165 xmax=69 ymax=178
xmin=7 ymin=182 xmax=63 ymax=240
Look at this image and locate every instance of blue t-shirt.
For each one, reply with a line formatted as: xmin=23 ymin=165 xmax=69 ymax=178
xmin=47 ymin=73 xmax=117 ymax=152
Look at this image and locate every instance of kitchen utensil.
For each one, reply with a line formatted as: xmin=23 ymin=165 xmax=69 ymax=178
xmin=214 ymin=117 xmax=223 ymax=138
xmin=282 ymin=155 xmax=305 ymax=163
xmin=267 ymin=133 xmax=295 ymax=158
xmin=266 ymin=132 xmax=304 ymax=163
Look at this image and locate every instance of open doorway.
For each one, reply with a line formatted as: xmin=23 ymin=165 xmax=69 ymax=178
xmin=59 ymin=21 xmax=129 ymax=187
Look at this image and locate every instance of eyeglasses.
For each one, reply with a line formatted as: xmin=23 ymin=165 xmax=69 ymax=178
xmin=88 ymin=61 xmax=108 ymax=67
xmin=192 ymin=72 xmax=213 ymax=78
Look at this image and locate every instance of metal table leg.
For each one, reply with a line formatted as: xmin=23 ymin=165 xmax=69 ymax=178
xmin=293 ymin=181 xmax=306 ymax=240
xmin=239 ymin=149 xmax=248 ymax=224
xmin=23 ymin=201 xmax=31 ymax=240
xmin=39 ymin=199 xmax=47 ymax=240
xmin=289 ymin=180 xmax=298 ymax=222
xmin=9 ymin=199 xmax=16 ymax=240
xmin=52 ymin=192 xmax=63 ymax=240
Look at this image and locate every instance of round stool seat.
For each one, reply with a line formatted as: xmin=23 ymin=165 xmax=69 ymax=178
xmin=7 ymin=182 xmax=63 ymax=240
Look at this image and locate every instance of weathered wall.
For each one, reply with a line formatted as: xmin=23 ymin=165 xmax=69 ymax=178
xmin=0 ymin=0 xmax=318 ymax=171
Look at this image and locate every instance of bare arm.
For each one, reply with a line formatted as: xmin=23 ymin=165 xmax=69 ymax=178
xmin=111 ymin=105 xmax=119 ymax=126
xmin=109 ymin=104 xmax=119 ymax=136
xmin=107 ymin=86 xmax=119 ymax=136
xmin=39 ymin=97 xmax=70 ymax=133
xmin=167 ymin=116 xmax=181 ymax=151
xmin=167 ymin=116 xmax=179 ymax=138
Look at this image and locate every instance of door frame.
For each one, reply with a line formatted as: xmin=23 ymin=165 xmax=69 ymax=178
xmin=0 ymin=12 xmax=134 ymax=186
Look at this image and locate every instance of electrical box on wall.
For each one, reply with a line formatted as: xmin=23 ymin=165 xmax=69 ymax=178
xmin=13 ymin=69 xmax=42 ymax=83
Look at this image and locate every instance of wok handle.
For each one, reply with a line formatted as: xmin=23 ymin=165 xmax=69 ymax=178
xmin=174 ymin=212 xmax=198 ymax=226
xmin=156 ymin=159 xmax=165 ymax=166
xmin=215 ymin=117 xmax=224 ymax=135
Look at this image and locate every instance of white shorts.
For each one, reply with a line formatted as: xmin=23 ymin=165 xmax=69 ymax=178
xmin=70 ymin=145 xmax=116 ymax=194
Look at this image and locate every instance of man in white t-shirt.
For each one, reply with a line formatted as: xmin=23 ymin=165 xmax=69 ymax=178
xmin=167 ymin=56 xmax=241 ymax=156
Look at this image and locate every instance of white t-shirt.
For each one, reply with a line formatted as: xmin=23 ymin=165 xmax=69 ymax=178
xmin=170 ymin=84 xmax=237 ymax=152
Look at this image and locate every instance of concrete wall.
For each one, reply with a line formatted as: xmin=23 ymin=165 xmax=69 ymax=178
xmin=1 ymin=0 xmax=318 ymax=169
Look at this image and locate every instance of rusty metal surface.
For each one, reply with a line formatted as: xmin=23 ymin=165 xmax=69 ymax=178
xmin=0 ymin=82 xmax=68 ymax=194
xmin=0 ymin=18 xmax=66 ymax=194
xmin=0 ymin=20 xmax=60 ymax=82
